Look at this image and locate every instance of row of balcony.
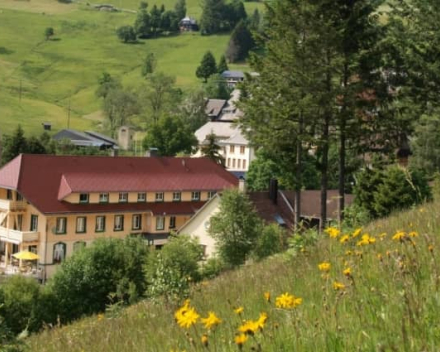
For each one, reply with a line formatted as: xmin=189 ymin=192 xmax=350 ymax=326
xmin=0 ymin=199 xmax=27 ymax=211
xmin=0 ymin=226 xmax=39 ymax=243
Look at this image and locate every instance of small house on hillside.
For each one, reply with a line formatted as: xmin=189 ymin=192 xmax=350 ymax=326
xmin=52 ymin=129 xmax=118 ymax=150
xmin=221 ymin=70 xmax=245 ymax=87
xmin=179 ymin=17 xmax=199 ymax=31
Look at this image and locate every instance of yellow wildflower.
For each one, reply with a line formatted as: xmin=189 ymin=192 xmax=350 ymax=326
xmin=264 ymin=292 xmax=271 ymax=302
xmin=256 ymin=312 xmax=268 ymax=330
xmin=234 ymin=306 xmax=244 ymax=315
xmin=408 ymin=231 xmax=418 ymax=238
xmin=275 ymin=292 xmax=302 ymax=309
xmin=352 ymin=228 xmax=362 ymax=237
xmin=325 ymin=227 xmax=340 ymax=238
xmin=333 ymin=281 xmax=345 ymax=291
xmin=239 ymin=320 xmax=259 ymax=335
xmin=429 ymin=245 xmax=434 ymax=252
xmin=340 ymin=235 xmax=350 ymax=244
xmin=235 ymin=333 xmax=248 ymax=347
xmin=345 ymin=250 xmax=353 ymax=256
xmin=357 ymin=234 xmax=376 ymax=246
xmin=97 ymin=313 xmax=104 ymax=321
xmin=201 ymin=311 xmax=221 ymax=330
xmin=174 ymin=300 xmax=191 ymax=322
xmin=392 ymin=231 xmax=406 ymax=241
xmin=201 ymin=334 xmax=208 ymax=347
xmin=318 ymin=262 xmax=331 ymax=272
xmin=176 ymin=307 xmax=199 ymax=329
xmin=343 ymin=268 xmax=351 ymax=277
xmin=377 ymin=253 xmax=383 ymax=261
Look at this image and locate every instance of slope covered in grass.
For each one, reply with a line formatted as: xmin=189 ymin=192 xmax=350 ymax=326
xmin=0 ymin=0 xmax=262 ymax=135
xmin=26 ymin=200 xmax=440 ymax=351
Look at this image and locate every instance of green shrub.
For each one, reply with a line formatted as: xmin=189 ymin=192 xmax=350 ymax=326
xmin=252 ymin=223 xmax=287 ymax=260
xmin=49 ymin=237 xmax=149 ymax=323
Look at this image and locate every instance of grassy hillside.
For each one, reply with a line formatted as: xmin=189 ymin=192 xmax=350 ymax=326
xmin=0 ymin=0 xmax=263 ymax=135
xmin=26 ymin=200 xmax=440 ymax=351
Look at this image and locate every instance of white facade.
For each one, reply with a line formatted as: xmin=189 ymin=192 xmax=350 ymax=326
xmin=194 ymin=122 xmax=255 ymax=173
xmin=178 ymin=195 xmax=221 ymax=258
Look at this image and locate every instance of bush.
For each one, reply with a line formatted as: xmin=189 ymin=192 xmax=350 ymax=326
xmin=49 ymin=237 xmax=149 ymax=323
xmin=116 ymin=26 xmax=137 ymax=43
xmin=146 ymin=235 xmax=203 ymax=301
xmin=0 ymin=276 xmax=56 ymax=335
xmin=200 ymin=257 xmax=227 ymax=279
xmin=252 ymin=223 xmax=287 ymax=260
xmin=354 ymin=166 xmax=432 ymax=219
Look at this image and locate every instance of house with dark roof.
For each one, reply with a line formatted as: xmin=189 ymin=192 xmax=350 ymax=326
xmin=221 ymin=70 xmax=245 ymax=87
xmin=52 ymin=129 xmax=118 ymax=150
xmin=0 ymin=154 xmax=237 ymax=278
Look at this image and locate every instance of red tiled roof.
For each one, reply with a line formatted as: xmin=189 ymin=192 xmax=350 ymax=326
xmin=0 ymin=154 xmax=238 ymax=214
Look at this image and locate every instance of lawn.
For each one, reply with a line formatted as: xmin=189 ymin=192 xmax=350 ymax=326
xmin=0 ymin=0 xmax=264 ymax=135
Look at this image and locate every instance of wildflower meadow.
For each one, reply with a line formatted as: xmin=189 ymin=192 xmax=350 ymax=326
xmin=27 ymin=201 xmax=440 ymax=351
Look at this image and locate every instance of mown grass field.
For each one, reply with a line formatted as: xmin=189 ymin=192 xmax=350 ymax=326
xmin=26 ymin=200 xmax=440 ymax=351
xmin=0 ymin=0 xmax=263 ymax=135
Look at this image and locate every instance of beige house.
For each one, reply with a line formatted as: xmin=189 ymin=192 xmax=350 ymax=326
xmin=0 ymin=154 xmax=237 ymax=279
xmin=178 ymin=194 xmax=221 ymax=258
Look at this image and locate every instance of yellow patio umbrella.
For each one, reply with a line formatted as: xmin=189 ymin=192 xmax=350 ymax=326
xmin=12 ymin=251 xmax=39 ymax=260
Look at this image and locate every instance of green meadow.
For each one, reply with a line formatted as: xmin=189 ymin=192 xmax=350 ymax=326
xmin=0 ymin=0 xmax=262 ymax=135
xmin=26 ymin=200 xmax=440 ymax=351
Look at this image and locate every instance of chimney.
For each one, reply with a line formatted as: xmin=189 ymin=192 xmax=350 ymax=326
xmin=238 ymin=176 xmax=246 ymax=193
xmin=145 ymin=147 xmax=159 ymax=157
xmin=269 ymin=178 xmax=278 ymax=204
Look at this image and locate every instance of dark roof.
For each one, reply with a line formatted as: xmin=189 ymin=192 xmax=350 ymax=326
xmin=52 ymin=129 xmax=117 ymax=148
xmin=221 ymin=71 xmax=245 ymax=80
xmin=0 ymin=155 xmax=238 ymax=214
xmin=248 ymin=191 xmax=294 ymax=230
xmin=205 ymin=99 xmax=227 ymax=119
xmin=282 ymin=190 xmax=354 ymax=220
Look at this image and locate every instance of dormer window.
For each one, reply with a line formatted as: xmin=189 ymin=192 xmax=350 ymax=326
xmin=79 ymin=193 xmax=89 ymax=203
xmin=119 ymin=192 xmax=128 ymax=203
xmin=173 ymin=192 xmax=181 ymax=202
xmin=155 ymin=192 xmax=164 ymax=202
xmin=99 ymin=193 xmax=109 ymax=203
xmin=137 ymin=193 xmax=146 ymax=202
xmin=191 ymin=191 xmax=200 ymax=201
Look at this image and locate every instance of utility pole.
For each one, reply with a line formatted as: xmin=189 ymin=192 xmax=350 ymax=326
xmin=19 ymin=79 xmax=22 ymax=106
xmin=67 ymin=97 xmax=71 ymax=129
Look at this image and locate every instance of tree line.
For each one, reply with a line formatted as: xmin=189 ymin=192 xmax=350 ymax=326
xmin=238 ymin=0 xmax=439 ymax=228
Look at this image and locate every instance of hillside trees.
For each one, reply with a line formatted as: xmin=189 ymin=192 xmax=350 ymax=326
xmin=200 ymin=0 xmax=247 ymax=35
xmin=141 ymin=53 xmax=157 ymax=77
xmin=196 ymin=51 xmax=217 ymax=82
xmin=240 ymin=0 xmax=392 ymax=228
xmin=142 ymin=114 xmax=197 ymax=156
xmin=226 ymin=19 xmax=255 ymax=63
xmin=116 ymin=26 xmax=137 ymax=43
xmin=103 ymin=89 xmax=139 ymax=136
xmin=217 ymin=55 xmax=229 ymax=74
xmin=174 ymin=0 xmax=186 ymax=20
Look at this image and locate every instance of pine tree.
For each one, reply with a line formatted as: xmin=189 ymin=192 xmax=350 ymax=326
xmin=200 ymin=0 xmax=225 ymax=34
xmin=200 ymin=133 xmax=225 ymax=166
xmin=174 ymin=0 xmax=186 ymax=20
xmin=134 ymin=7 xmax=151 ymax=38
xmin=141 ymin=53 xmax=157 ymax=77
xmin=196 ymin=51 xmax=217 ymax=82
xmin=226 ymin=20 xmax=254 ymax=63
xmin=1 ymin=125 xmax=28 ymax=165
xmin=217 ymin=55 xmax=229 ymax=74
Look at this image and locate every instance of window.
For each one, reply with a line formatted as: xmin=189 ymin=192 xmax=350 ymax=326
xmin=243 ymin=160 xmax=247 ymax=170
xmin=95 ymin=216 xmax=106 ymax=232
xmin=230 ymin=145 xmax=235 ymax=153
xmin=191 ymin=191 xmax=200 ymax=201
xmin=169 ymin=216 xmax=176 ymax=229
xmin=76 ymin=217 xmax=87 ymax=233
xmin=114 ymin=215 xmax=124 ymax=231
xmin=99 ymin=193 xmax=109 ymax=203
xmin=79 ymin=193 xmax=89 ymax=203
xmin=132 ymin=214 xmax=142 ymax=230
xmin=6 ymin=190 xmax=12 ymax=200
xmin=53 ymin=242 xmax=66 ymax=264
xmin=208 ymin=191 xmax=216 ymax=199
xmin=238 ymin=159 xmax=241 ymax=169
xmin=156 ymin=216 xmax=165 ymax=231
xmin=119 ymin=192 xmax=128 ymax=203
xmin=30 ymin=215 xmax=38 ymax=231
xmin=137 ymin=192 xmax=146 ymax=202
xmin=232 ymin=159 xmax=236 ymax=168
xmin=173 ymin=192 xmax=181 ymax=202
xmin=155 ymin=192 xmax=164 ymax=202
xmin=73 ymin=241 xmax=86 ymax=252
xmin=14 ymin=215 xmax=23 ymax=231
xmin=227 ymin=158 xmax=231 ymax=167
xmin=16 ymin=193 xmax=23 ymax=201
xmin=240 ymin=146 xmax=245 ymax=154
xmin=55 ymin=217 xmax=67 ymax=234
